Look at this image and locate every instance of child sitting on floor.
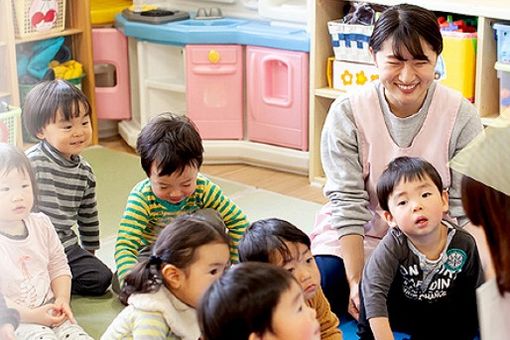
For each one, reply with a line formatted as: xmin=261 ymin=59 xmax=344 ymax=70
xmin=199 ymin=262 xmax=321 ymax=340
xmin=102 ymin=214 xmax=231 ymax=339
xmin=114 ymin=112 xmax=249 ymax=288
xmin=239 ymin=218 xmax=342 ymax=339
xmin=357 ymin=156 xmax=483 ymax=340
xmin=0 ymin=143 xmax=92 ymax=339
xmin=23 ymin=80 xmax=112 ymax=296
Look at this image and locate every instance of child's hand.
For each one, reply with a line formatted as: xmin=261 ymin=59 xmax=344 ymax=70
xmin=0 ymin=323 xmax=16 ymax=340
xmin=53 ymin=298 xmax=76 ymax=324
xmin=30 ymin=304 xmax=67 ymax=327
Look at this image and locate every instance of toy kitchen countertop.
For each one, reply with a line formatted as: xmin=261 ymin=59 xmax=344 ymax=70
xmin=115 ymin=14 xmax=310 ymax=52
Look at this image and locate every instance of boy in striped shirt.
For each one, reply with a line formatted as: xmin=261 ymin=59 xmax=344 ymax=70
xmin=114 ymin=113 xmax=249 ymax=287
xmin=24 ymin=80 xmax=112 ymax=296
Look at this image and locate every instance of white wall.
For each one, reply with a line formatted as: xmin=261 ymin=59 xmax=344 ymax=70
xmin=153 ymin=0 xmax=261 ymax=20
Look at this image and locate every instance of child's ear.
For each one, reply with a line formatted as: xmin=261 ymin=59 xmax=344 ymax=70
xmin=36 ymin=130 xmax=45 ymax=140
xmin=161 ymin=264 xmax=183 ymax=289
xmin=383 ymin=211 xmax=397 ymax=228
xmin=441 ymin=189 xmax=449 ymax=213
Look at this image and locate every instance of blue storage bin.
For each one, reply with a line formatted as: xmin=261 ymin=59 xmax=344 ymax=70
xmin=494 ymin=23 xmax=510 ymax=64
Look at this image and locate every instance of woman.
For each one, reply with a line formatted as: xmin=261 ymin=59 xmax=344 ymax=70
xmin=309 ymin=4 xmax=483 ymax=320
xmin=451 ymin=119 xmax=510 ymax=340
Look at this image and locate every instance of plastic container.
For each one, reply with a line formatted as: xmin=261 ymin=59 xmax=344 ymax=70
xmin=494 ymin=23 xmax=510 ymax=64
xmin=328 ymin=20 xmax=373 ymax=64
xmin=440 ymin=31 xmax=477 ymax=102
xmin=12 ymin=0 xmax=66 ymax=38
xmin=0 ymin=106 xmax=23 ymax=147
xmin=332 ymin=60 xmax=379 ymax=92
xmin=495 ymin=62 xmax=510 ymax=119
xmin=90 ymin=0 xmax=132 ymax=26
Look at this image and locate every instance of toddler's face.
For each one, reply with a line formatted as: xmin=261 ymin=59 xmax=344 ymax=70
xmin=384 ymin=176 xmax=449 ymax=242
xmin=174 ymin=242 xmax=230 ymax=308
xmin=0 ymin=168 xmax=34 ymax=230
xmin=258 ymin=281 xmax=320 ymax=340
xmin=149 ymin=164 xmax=198 ymax=205
xmin=271 ymin=242 xmax=321 ymax=301
xmin=36 ymin=105 xmax=92 ymax=159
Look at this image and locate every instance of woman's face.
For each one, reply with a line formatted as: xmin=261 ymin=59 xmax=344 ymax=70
xmin=372 ymin=36 xmax=438 ymax=117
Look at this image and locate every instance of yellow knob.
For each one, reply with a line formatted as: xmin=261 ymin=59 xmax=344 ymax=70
xmin=208 ymin=49 xmax=220 ymax=63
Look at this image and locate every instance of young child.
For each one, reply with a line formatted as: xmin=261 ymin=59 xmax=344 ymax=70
xmin=239 ymin=218 xmax=342 ymax=340
xmin=114 ymin=112 xmax=249 ymax=285
xmin=23 ymin=80 xmax=112 ymax=296
xmin=199 ymin=262 xmax=321 ymax=340
xmin=0 ymin=143 xmax=92 ymax=339
xmin=102 ymin=213 xmax=231 ymax=339
xmin=357 ymin=156 xmax=483 ymax=340
xmin=0 ymin=291 xmax=19 ymax=340
xmin=450 ymin=119 xmax=510 ymax=340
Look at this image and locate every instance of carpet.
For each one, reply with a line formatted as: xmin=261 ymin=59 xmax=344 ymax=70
xmin=76 ymin=146 xmax=323 ymax=338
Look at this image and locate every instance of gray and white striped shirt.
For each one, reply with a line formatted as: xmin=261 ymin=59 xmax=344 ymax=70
xmin=26 ymin=141 xmax=100 ymax=251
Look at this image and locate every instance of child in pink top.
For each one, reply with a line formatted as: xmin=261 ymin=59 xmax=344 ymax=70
xmin=0 ymin=143 xmax=92 ymax=339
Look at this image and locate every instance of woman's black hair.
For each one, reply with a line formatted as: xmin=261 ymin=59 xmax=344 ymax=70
xmin=119 ymin=213 xmax=229 ymax=305
xmin=198 ymin=262 xmax=296 ymax=340
xmin=369 ymin=4 xmax=443 ymax=61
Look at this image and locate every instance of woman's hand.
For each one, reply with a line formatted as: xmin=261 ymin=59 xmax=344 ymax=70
xmin=348 ymin=280 xmax=360 ymax=320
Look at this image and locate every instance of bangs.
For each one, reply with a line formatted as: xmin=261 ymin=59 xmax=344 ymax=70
xmin=391 ymin=29 xmax=429 ymax=61
xmin=56 ymin=95 xmax=91 ymax=122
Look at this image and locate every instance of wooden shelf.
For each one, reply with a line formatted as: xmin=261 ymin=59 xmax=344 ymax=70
xmin=309 ymin=0 xmax=509 ymax=183
xmin=15 ymin=28 xmax=83 ymax=44
xmin=315 ymin=87 xmax=346 ymax=99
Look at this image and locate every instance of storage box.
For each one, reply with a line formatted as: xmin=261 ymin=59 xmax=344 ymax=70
xmin=0 ymin=106 xmax=23 ymax=147
xmin=328 ymin=20 xmax=374 ymax=64
xmin=495 ymin=62 xmax=510 ymax=119
xmin=494 ymin=23 xmax=510 ymax=64
xmin=12 ymin=0 xmax=66 ymax=38
xmin=332 ymin=60 xmax=379 ymax=92
xmin=439 ymin=32 xmax=477 ymax=102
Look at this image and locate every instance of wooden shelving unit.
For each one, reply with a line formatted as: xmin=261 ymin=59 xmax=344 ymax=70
xmin=1 ymin=0 xmax=98 ymax=144
xmin=309 ymin=0 xmax=508 ymax=184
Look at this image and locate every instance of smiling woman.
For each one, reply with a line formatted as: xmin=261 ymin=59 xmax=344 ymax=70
xmin=308 ymin=3 xmax=484 ymax=321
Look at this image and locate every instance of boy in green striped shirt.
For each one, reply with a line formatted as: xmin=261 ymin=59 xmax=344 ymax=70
xmin=114 ymin=113 xmax=249 ymax=285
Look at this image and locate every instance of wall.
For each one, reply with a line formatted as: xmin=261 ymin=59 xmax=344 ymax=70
xmin=152 ymin=0 xmax=260 ymax=20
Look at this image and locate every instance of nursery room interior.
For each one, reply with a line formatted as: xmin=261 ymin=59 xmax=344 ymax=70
xmin=1 ymin=0 xmax=509 ymax=338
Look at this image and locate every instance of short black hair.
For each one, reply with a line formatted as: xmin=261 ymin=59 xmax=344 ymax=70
xmin=198 ymin=262 xmax=296 ymax=340
xmin=239 ymin=218 xmax=311 ymax=265
xmin=369 ymin=4 xmax=443 ymax=61
xmin=23 ymin=79 xmax=91 ymax=138
xmin=136 ymin=112 xmax=203 ymax=177
xmin=377 ymin=156 xmax=444 ymax=212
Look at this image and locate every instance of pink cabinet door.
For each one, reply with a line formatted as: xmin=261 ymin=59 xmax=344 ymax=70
xmin=246 ymin=46 xmax=309 ymax=151
xmin=186 ymin=45 xmax=243 ymax=140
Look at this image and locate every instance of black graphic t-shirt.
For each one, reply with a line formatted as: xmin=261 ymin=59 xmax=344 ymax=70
xmin=360 ymin=221 xmax=483 ymax=340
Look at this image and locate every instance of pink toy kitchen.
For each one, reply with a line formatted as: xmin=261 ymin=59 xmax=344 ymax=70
xmin=113 ymin=0 xmax=311 ymax=174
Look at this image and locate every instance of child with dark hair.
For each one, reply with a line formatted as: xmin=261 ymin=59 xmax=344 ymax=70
xmin=450 ymin=120 xmax=510 ymax=340
xmin=0 ymin=292 xmax=19 ymax=340
xmin=102 ymin=214 xmax=230 ymax=339
xmin=239 ymin=218 xmax=342 ymax=340
xmin=23 ymin=79 xmax=112 ymax=296
xmin=357 ymin=156 xmax=483 ymax=340
xmin=0 ymin=143 xmax=92 ymax=339
xmin=114 ymin=112 xmax=249 ymax=286
xmin=199 ymin=262 xmax=320 ymax=340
